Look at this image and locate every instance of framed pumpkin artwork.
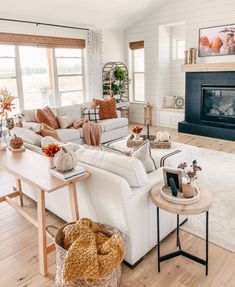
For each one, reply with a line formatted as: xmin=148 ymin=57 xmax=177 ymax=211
xmin=199 ymin=23 xmax=235 ymax=57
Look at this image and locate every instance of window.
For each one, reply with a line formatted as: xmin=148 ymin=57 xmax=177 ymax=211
xmin=55 ymin=48 xmax=84 ymax=106
xmin=130 ymin=41 xmax=145 ymax=102
xmin=0 ymin=33 xmax=85 ymax=112
xmin=0 ymin=45 xmax=19 ymax=113
xmin=173 ymin=39 xmax=185 ymax=60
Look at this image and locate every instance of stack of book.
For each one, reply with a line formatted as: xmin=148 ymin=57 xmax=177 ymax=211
xmin=49 ymin=165 xmax=86 ymax=181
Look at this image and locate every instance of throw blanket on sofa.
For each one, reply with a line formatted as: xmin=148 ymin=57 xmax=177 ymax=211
xmin=62 ymin=218 xmax=125 ymax=283
xmin=73 ymin=119 xmax=102 ymax=146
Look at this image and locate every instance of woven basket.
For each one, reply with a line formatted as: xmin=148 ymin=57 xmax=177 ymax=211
xmin=47 ymin=223 xmax=123 ymax=287
xmin=127 ymin=134 xmax=171 ymax=149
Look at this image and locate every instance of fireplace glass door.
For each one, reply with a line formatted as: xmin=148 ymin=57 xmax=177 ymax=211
xmin=202 ymin=86 xmax=235 ymax=124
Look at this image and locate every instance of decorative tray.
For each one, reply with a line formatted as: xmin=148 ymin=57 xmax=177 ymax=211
xmin=127 ymin=134 xmax=171 ymax=149
xmin=160 ymin=185 xmax=200 ymax=205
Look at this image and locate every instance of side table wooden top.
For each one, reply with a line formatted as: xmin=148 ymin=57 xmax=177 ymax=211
xmin=151 ymin=184 xmax=212 ymax=215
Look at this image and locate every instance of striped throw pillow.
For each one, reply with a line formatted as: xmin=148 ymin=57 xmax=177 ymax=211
xmin=83 ymin=107 xmax=100 ymax=123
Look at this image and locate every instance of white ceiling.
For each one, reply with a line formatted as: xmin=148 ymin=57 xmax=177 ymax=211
xmin=1 ymin=0 xmax=166 ymax=30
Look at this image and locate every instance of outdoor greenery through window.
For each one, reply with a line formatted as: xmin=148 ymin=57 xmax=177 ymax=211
xmin=0 ymin=44 xmax=84 ymax=113
xmin=132 ymin=48 xmax=145 ymax=102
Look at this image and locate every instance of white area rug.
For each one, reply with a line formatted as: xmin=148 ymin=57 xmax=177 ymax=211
xmin=181 ymin=147 xmax=235 ymax=253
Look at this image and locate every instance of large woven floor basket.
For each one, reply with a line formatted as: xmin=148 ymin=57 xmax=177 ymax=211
xmin=50 ymin=222 xmax=123 ymax=287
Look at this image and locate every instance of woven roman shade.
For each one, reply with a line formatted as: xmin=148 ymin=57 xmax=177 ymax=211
xmin=129 ymin=41 xmax=144 ymax=50
xmin=0 ymin=32 xmax=85 ymax=48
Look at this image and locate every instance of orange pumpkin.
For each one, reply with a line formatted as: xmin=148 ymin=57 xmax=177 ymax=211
xmin=200 ymin=36 xmax=211 ymax=48
xmin=211 ymin=37 xmax=223 ymax=52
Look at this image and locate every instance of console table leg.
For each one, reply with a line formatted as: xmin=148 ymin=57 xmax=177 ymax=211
xmin=37 ymin=189 xmax=48 ymax=276
xmin=177 ymin=214 xmax=179 ymax=247
xmin=69 ymin=182 xmax=79 ymax=221
xmin=206 ymin=211 xmax=209 ymax=276
xmin=16 ymin=178 xmax=23 ymax=207
xmin=157 ymin=207 xmax=160 ymax=272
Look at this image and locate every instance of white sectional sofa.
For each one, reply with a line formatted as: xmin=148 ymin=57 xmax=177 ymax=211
xmin=22 ymin=103 xmax=128 ymax=144
xmin=18 ymin=143 xmax=188 ymax=267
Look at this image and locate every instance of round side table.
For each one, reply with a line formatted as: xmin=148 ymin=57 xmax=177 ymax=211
xmin=151 ymin=184 xmax=212 ymax=276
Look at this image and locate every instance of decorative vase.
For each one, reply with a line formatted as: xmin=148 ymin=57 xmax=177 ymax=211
xmin=0 ymin=137 xmax=7 ymax=151
xmin=134 ymin=133 xmax=141 ymax=140
xmin=49 ymin=157 xmax=55 ymax=169
xmin=182 ymin=183 xmax=195 ymax=198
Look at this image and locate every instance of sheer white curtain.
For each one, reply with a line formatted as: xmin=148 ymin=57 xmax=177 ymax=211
xmin=87 ymin=29 xmax=103 ymax=100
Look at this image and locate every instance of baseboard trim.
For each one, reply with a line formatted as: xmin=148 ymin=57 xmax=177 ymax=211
xmin=123 ymin=257 xmax=143 ymax=269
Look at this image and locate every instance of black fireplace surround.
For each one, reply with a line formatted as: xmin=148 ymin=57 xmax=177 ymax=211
xmin=178 ymin=72 xmax=235 ymax=141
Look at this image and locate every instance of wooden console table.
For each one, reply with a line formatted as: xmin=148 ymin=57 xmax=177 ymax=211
xmin=0 ymin=149 xmax=90 ymax=277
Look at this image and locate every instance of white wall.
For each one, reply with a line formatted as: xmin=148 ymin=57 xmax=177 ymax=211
xmin=125 ymin=0 xmax=235 ymax=125
xmin=102 ymin=30 xmax=125 ymax=64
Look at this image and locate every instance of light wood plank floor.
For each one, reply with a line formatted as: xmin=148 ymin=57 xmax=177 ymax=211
xmin=0 ymin=127 xmax=235 ymax=287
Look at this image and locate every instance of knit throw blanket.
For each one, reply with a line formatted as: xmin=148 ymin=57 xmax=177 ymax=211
xmin=62 ymin=218 xmax=125 ymax=283
xmin=73 ymin=119 xmax=102 ymax=146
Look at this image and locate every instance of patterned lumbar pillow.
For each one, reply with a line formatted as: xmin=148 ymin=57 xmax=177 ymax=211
xmin=83 ymin=107 xmax=100 ymax=123
xmin=131 ymin=141 xmax=157 ymax=173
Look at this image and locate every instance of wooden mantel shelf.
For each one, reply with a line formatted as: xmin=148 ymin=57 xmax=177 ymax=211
xmin=181 ymin=62 xmax=235 ymax=72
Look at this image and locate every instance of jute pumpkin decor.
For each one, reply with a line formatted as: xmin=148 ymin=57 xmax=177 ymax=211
xmin=10 ymin=134 xmax=23 ymax=149
xmin=53 ymin=147 xmax=77 ymax=172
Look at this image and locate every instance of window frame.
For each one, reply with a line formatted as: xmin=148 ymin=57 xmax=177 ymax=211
xmin=131 ymin=48 xmax=145 ymax=103
xmin=173 ymin=38 xmax=185 ymax=60
xmin=0 ymin=34 xmax=86 ymax=111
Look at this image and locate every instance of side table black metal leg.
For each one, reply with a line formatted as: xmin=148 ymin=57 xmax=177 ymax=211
xmin=157 ymin=207 xmax=160 ymax=272
xmin=206 ymin=211 xmax=209 ymax=276
xmin=177 ymin=214 xmax=179 ymax=247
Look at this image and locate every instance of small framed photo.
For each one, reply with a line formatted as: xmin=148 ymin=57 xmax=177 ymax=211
xmin=163 ymin=167 xmax=183 ymax=192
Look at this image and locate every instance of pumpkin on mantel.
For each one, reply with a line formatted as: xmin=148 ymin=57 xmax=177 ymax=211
xmin=10 ymin=134 xmax=23 ymax=149
xmin=53 ymin=147 xmax=77 ymax=172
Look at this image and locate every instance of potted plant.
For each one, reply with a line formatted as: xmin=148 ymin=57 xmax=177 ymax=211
xmin=113 ymin=67 xmax=130 ymax=100
xmin=42 ymin=143 xmax=61 ymax=168
xmin=132 ymin=125 xmax=143 ymax=140
xmin=178 ymin=160 xmax=202 ymax=198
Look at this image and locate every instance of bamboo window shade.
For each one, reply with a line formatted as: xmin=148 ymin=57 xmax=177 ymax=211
xmin=0 ymin=32 xmax=85 ymax=48
xmin=129 ymin=41 xmax=144 ymax=50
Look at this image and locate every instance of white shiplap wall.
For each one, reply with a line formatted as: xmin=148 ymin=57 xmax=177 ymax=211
xmin=125 ymin=0 xmax=235 ymax=124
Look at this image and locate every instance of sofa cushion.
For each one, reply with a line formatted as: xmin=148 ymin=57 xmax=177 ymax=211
xmin=100 ymin=117 xmax=128 ymax=132
xmin=57 ymin=128 xmax=81 ymax=142
xmin=83 ymin=107 xmax=100 ymax=123
xmin=39 ymin=123 xmax=62 ymax=141
xmin=93 ymin=98 xmax=117 ymax=120
xmin=131 ymin=141 xmax=157 ymax=173
xmin=35 ymin=107 xmax=59 ymax=129
xmin=57 ymin=114 xmax=74 ymax=129
xmin=56 ymin=104 xmax=82 ymax=122
xmin=10 ymin=127 xmax=42 ymax=147
xmin=75 ymin=147 xmax=149 ymax=187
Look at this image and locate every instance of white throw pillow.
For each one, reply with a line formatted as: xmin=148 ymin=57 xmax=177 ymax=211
xmin=75 ymin=147 xmax=149 ymax=187
xmin=57 ymin=114 xmax=74 ymax=129
xmin=10 ymin=127 xmax=42 ymax=147
xmin=131 ymin=141 xmax=157 ymax=173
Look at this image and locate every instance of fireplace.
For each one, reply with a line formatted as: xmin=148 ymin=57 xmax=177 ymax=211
xmin=202 ymin=86 xmax=235 ymax=125
xmin=178 ymin=72 xmax=235 ymax=141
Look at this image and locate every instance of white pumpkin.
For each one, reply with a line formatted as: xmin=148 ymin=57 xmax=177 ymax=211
xmin=156 ymin=131 xmax=170 ymax=142
xmin=53 ymin=147 xmax=77 ymax=172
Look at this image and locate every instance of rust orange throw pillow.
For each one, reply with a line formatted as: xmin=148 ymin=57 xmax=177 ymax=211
xmin=39 ymin=123 xmax=62 ymax=142
xmin=93 ymin=98 xmax=117 ymax=120
xmin=35 ymin=106 xmax=59 ymax=129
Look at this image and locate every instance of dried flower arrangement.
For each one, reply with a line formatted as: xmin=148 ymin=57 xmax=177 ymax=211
xmin=178 ymin=160 xmax=202 ymax=183
xmin=42 ymin=143 xmax=61 ymax=157
xmin=0 ymin=88 xmax=15 ymax=138
xmin=132 ymin=126 xmax=142 ymax=134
